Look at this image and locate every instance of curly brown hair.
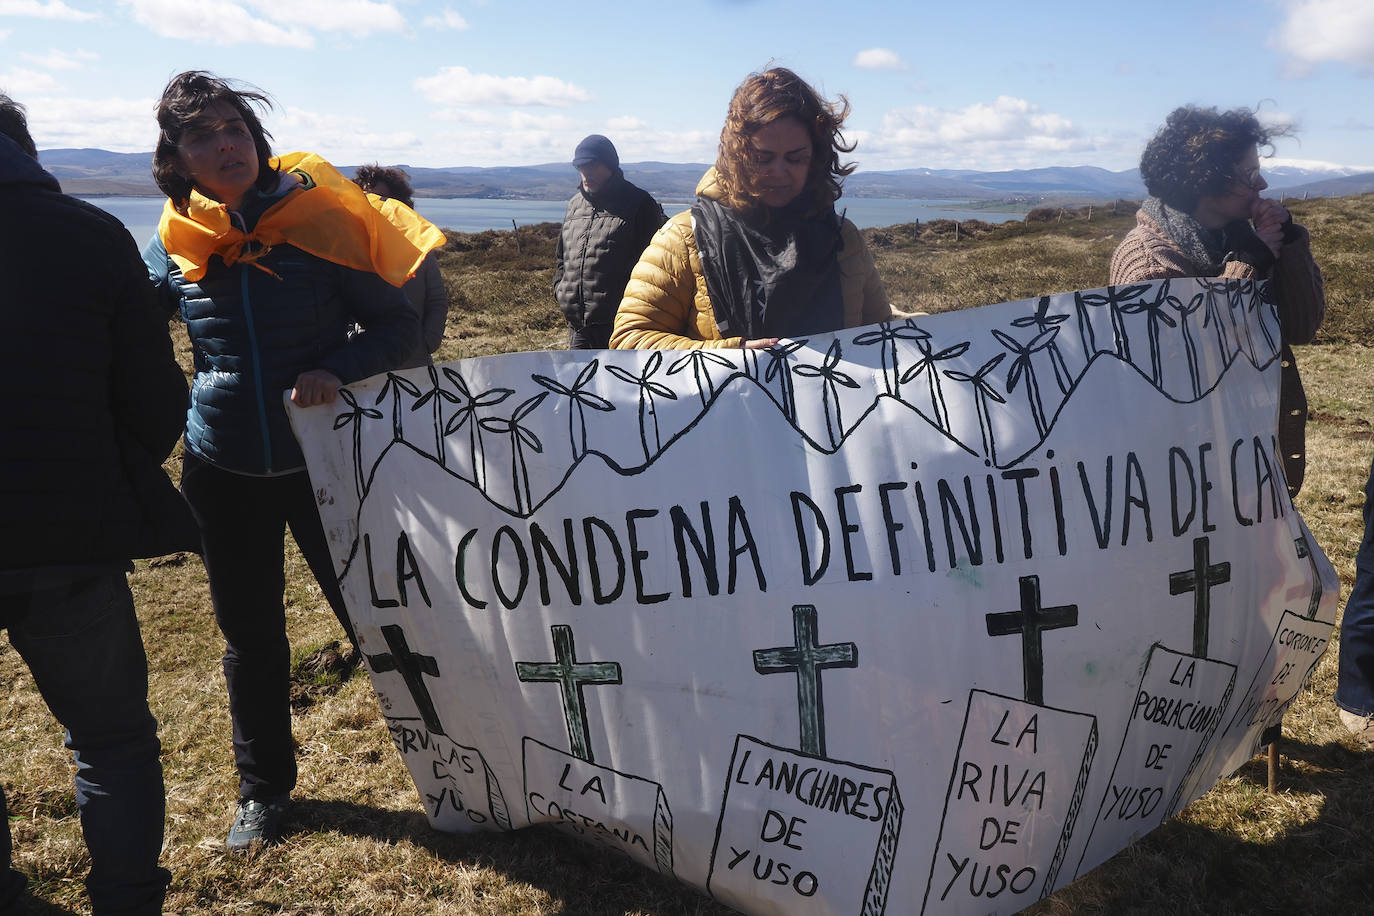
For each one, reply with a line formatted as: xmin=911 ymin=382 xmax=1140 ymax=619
xmin=1139 ymin=105 xmax=1287 ymax=213
xmin=353 ymin=163 xmax=415 ymax=209
xmin=714 ymin=67 xmax=856 ymax=212
xmin=152 ymin=71 xmax=277 ymax=208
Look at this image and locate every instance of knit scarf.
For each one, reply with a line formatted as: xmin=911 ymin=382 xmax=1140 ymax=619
xmin=1140 ymin=196 xmax=1225 ymax=276
xmin=692 ymin=192 xmax=843 ymax=340
xmin=157 ymin=151 xmax=445 ymax=286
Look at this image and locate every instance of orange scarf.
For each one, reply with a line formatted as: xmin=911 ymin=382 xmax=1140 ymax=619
xmin=157 ymin=151 xmax=446 ymax=287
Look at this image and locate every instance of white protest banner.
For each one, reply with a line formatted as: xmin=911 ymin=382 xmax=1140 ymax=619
xmin=287 ymin=278 xmax=1337 ymax=916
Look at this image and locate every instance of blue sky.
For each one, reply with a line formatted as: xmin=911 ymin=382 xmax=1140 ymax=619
xmin=1 ymin=0 xmax=1371 ymax=174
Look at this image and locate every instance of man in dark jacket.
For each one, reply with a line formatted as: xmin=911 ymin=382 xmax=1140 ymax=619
xmin=554 ymin=134 xmax=666 ymax=349
xmin=0 ymin=94 xmax=198 ymax=915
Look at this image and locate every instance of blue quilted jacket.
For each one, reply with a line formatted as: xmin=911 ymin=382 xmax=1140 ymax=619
xmin=145 ymin=185 xmax=421 ymax=475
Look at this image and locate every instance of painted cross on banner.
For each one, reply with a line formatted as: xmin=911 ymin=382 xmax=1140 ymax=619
xmin=985 ymin=576 xmax=1079 ymax=707
xmin=753 ymin=604 xmax=859 ymax=758
xmin=366 ymin=623 xmax=445 ymax=736
xmin=516 ymin=624 xmax=623 ymax=764
xmin=1168 ymin=535 xmax=1232 ymax=658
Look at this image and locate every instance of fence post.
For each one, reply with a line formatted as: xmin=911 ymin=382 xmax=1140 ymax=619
xmin=511 ymin=218 xmax=521 ymax=255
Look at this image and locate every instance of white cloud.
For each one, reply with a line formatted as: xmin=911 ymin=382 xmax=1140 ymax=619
xmin=596 ymin=126 xmax=716 ymax=165
xmin=0 ymin=67 xmax=59 ymax=95
xmin=0 ymin=27 xmax=10 ymax=38
xmin=429 ymin=108 xmax=576 ymax=131
xmin=422 ymin=8 xmax=469 ymax=30
xmin=1273 ymin=0 xmax=1374 ymax=74
xmin=429 ymin=107 xmax=502 ymax=126
xmin=564 ymin=115 xmax=716 ymax=164
xmin=272 ymin=106 xmax=701 ymax=172
xmin=20 ymin=48 xmax=98 ymax=69
xmin=271 ymin=105 xmax=424 ymax=163
xmin=352 ymin=113 xmax=573 ymax=164
xmin=507 ymin=111 xmax=578 ymax=131
xmin=885 ymin=96 xmax=1078 ymax=144
xmin=334 ymin=107 xmax=715 ymax=167
xmin=1257 ymin=108 xmax=1298 ymax=134
xmin=435 ymin=129 xmax=567 ymax=164
xmin=852 ymin=48 xmax=906 ymax=71
xmin=21 ymin=94 xmax=159 ymax=150
xmin=606 ymin=116 xmax=648 ymax=132
xmin=122 ymin=0 xmax=315 ymax=46
xmin=246 ymin=0 xmax=405 ymax=36
xmin=0 ymin=0 xmax=98 ymax=21
xmin=120 ymin=0 xmax=405 ymax=45
xmin=414 ymin=66 xmax=591 ymax=107
xmin=438 ymin=110 xmax=714 ymax=165
xmin=413 ymin=125 xmax=713 ymax=168
xmin=861 ymin=96 xmax=1125 ymax=170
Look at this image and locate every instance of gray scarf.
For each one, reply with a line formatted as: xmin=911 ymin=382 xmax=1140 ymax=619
xmin=1141 ymin=196 xmax=1225 ymax=275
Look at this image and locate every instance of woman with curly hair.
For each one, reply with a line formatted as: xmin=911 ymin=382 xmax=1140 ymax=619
xmin=1110 ymin=105 xmax=1324 ymax=495
xmin=353 ymin=163 xmax=450 ymax=365
xmin=611 ymin=67 xmax=892 ymax=350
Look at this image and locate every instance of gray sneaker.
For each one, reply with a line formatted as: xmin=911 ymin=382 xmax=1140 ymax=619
xmin=226 ymin=796 xmax=289 ymax=850
xmin=1341 ymin=708 xmax=1374 ymax=746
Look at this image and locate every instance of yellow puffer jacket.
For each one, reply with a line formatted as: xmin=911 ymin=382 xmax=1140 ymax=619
xmin=610 ymin=169 xmax=892 ymax=350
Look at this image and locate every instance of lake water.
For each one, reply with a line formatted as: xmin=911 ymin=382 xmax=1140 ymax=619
xmin=84 ymin=195 xmax=1022 ymax=248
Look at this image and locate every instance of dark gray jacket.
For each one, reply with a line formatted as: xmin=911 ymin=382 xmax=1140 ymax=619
xmin=554 ymin=175 xmax=666 ymax=330
xmin=403 ymin=250 xmax=449 ymax=364
xmin=0 ymin=134 xmax=198 ymax=588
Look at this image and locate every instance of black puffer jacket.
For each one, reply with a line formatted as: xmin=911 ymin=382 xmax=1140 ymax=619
xmin=554 ymin=175 xmax=666 ymax=330
xmin=145 ymin=183 xmax=421 ymax=476
xmin=0 ymin=135 xmax=198 ymax=586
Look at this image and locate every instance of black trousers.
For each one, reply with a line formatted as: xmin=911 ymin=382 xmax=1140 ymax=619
xmin=568 ymin=323 xmax=613 ymax=350
xmin=181 ymin=452 xmax=355 ymax=801
xmin=1 ymin=573 xmax=169 ymax=914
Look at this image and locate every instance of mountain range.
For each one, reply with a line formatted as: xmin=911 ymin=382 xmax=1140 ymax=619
xmin=39 ymin=148 xmax=1374 ymax=202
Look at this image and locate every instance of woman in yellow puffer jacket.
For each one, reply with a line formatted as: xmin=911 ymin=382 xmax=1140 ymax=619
xmin=610 ymin=67 xmax=892 ymax=351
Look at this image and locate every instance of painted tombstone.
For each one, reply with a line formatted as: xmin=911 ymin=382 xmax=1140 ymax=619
xmin=707 ymin=604 xmax=904 ymax=913
xmin=367 ymin=621 xmax=513 ymax=831
xmin=517 ymin=624 xmax=674 ymax=872
xmin=921 ymin=574 xmax=1099 ymax=913
xmin=1211 ymin=523 xmax=1334 ymax=772
xmin=1074 ymin=532 xmax=1241 ymax=878
xmin=287 ymin=278 xmax=1339 ymax=916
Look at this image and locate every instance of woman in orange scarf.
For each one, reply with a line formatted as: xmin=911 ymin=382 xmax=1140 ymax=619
xmin=142 ymin=71 xmax=437 ymax=852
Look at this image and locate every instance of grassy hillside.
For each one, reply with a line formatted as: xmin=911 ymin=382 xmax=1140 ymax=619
xmin=3 ymin=195 xmax=1373 ymax=915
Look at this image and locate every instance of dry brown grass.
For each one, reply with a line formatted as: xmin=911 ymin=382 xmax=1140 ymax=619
xmin=870 ymin=206 xmax=1139 ymax=315
xmin=4 ymin=195 xmax=1374 ymax=915
xmin=431 ymin=222 xmax=568 ymax=362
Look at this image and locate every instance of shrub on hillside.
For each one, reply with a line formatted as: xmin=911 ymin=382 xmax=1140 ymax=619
xmin=433 ymin=221 xmax=559 ymax=272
